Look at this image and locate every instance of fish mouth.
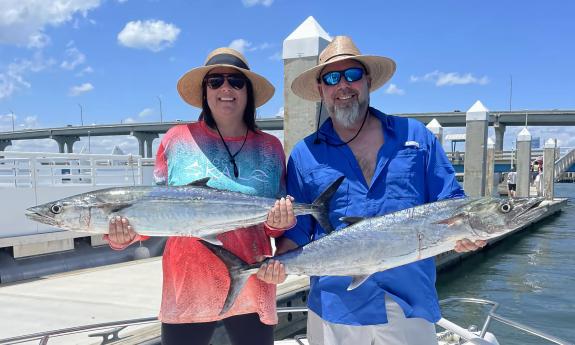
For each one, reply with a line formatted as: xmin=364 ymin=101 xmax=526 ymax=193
xmin=511 ymin=197 xmax=546 ymax=223
xmin=25 ymin=209 xmax=57 ymax=226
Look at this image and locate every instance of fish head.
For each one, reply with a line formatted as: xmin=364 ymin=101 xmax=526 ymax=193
xmin=25 ymin=192 xmax=111 ymax=232
xmin=460 ymin=197 xmax=545 ymax=236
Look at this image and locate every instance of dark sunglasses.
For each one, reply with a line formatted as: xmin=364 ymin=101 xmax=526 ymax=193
xmin=205 ymin=73 xmax=247 ymax=90
xmin=320 ymin=67 xmax=365 ymax=86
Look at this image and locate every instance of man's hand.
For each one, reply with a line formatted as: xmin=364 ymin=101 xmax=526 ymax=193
xmin=454 ymin=239 xmax=487 ymax=253
xmin=256 ymin=259 xmax=287 ymax=284
xmin=265 ymin=196 xmax=296 ymax=230
xmin=108 ymin=216 xmax=138 ymax=246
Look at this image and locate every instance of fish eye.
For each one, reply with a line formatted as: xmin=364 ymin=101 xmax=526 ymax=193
xmin=50 ymin=204 xmax=62 ymax=214
xmin=499 ymin=203 xmax=512 ymax=213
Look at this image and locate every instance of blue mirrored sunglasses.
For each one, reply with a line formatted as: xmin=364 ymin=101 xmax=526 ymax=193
xmin=320 ymin=67 xmax=365 ymax=86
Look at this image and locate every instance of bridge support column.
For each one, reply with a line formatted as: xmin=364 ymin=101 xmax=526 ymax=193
xmin=463 ymin=100 xmax=488 ymax=197
xmin=494 ymin=122 xmax=505 ymax=152
xmin=485 ymin=138 xmax=496 ymax=197
xmin=516 ymin=128 xmax=532 ymax=197
xmin=283 ymin=16 xmax=331 ymax=155
xmin=0 ymin=139 xmax=12 ymax=151
xmin=132 ymin=132 xmax=159 ymax=158
xmin=543 ymin=138 xmax=556 ymax=200
xmin=52 ymin=136 xmax=80 ymax=153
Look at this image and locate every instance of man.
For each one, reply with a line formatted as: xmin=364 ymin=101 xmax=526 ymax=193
xmin=507 ymin=168 xmax=517 ymax=198
xmin=258 ymin=36 xmax=485 ymax=345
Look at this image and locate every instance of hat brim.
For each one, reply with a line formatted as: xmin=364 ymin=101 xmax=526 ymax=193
xmin=177 ymin=64 xmax=275 ymax=108
xmin=291 ymin=55 xmax=396 ymax=101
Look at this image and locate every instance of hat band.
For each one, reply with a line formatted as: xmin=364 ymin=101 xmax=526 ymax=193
xmin=205 ymin=54 xmax=250 ymax=70
xmin=323 ymin=53 xmax=357 ymax=64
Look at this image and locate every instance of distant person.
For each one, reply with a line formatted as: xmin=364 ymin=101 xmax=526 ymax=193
xmin=507 ymin=169 xmax=517 ymax=198
xmin=106 ymin=47 xmax=295 ymax=345
xmin=258 ymin=36 xmax=485 ymax=345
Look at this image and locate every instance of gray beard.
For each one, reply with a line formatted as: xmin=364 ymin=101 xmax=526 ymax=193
xmin=332 ymin=101 xmax=360 ymax=128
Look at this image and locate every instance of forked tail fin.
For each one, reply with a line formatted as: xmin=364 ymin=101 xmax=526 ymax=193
xmin=293 ymin=176 xmax=344 ymax=234
xmin=198 ymin=240 xmax=259 ymax=315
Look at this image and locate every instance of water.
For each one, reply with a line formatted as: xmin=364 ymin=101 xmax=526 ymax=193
xmin=437 ymin=183 xmax=575 ymax=344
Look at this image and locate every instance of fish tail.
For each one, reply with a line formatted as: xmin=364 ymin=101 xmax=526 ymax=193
xmin=309 ymin=176 xmax=344 ymax=234
xmin=198 ymin=240 xmax=259 ymax=315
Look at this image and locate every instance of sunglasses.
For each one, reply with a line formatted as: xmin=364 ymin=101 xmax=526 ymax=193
xmin=205 ymin=73 xmax=247 ymax=90
xmin=320 ymin=67 xmax=365 ymax=86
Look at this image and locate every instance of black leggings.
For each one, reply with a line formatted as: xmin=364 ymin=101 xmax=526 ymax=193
xmin=161 ymin=313 xmax=274 ymax=345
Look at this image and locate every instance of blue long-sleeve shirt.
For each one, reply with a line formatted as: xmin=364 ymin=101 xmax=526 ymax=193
xmin=283 ymin=107 xmax=464 ymax=325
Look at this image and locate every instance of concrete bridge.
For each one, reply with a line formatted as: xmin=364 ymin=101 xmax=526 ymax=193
xmin=2 ymin=109 xmax=575 ymax=157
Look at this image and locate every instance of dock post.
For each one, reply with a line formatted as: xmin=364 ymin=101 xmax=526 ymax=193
xmin=282 ymin=16 xmax=331 ymax=155
xmin=426 ymin=118 xmax=443 ymax=145
xmin=543 ymin=138 xmax=556 ymax=200
xmin=463 ymin=100 xmax=488 ymax=197
xmin=516 ymin=128 xmax=532 ymax=197
xmin=485 ymin=137 xmax=496 ymax=196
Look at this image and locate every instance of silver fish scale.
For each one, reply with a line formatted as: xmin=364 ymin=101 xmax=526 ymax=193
xmin=276 ymin=198 xmax=493 ymax=277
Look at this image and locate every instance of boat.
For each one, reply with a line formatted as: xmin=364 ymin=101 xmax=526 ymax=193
xmin=0 ymin=297 xmax=571 ymax=344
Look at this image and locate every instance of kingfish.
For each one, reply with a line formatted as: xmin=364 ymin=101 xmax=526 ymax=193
xmin=200 ymin=196 xmax=546 ymax=313
xmin=25 ymin=176 xmax=344 ymax=244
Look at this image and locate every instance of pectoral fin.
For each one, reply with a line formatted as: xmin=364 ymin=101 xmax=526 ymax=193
xmin=339 ymin=216 xmax=366 ymax=226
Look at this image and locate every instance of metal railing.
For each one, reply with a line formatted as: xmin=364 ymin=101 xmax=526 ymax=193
xmin=0 ymin=151 xmax=145 ymax=187
xmin=0 ymin=299 xmax=571 ymax=345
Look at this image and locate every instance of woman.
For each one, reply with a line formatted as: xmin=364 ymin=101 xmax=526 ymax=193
xmin=106 ymin=47 xmax=293 ymax=345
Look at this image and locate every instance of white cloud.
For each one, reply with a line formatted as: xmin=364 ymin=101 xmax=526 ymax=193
xmin=61 ymin=45 xmax=86 ymax=70
xmin=123 ymin=117 xmax=136 ymax=124
xmin=229 ymin=39 xmax=273 ymax=54
xmin=0 ymin=0 xmax=101 ymax=47
xmin=138 ymin=108 xmax=155 ymax=118
xmin=274 ymin=107 xmax=284 ymax=118
xmin=0 ymin=53 xmax=55 ymax=100
xmin=410 ymin=70 xmax=489 ymax=87
xmin=384 ymin=83 xmax=405 ymax=95
xmin=229 ymin=39 xmax=252 ymax=54
xmin=242 ymin=0 xmax=273 ymax=7
xmin=75 ymin=66 xmax=94 ymax=77
xmin=69 ymin=82 xmax=94 ymax=96
xmin=117 ymin=20 xmax=180 ymax=52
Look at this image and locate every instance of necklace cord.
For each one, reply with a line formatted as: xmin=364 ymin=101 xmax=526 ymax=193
xmin=331 ymin=108 xmax=369 ymax=147
xmin=214 ymin=124 xmax=248 ymax=178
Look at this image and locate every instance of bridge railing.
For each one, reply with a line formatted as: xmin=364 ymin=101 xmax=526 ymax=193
xmin=0 ymin=151 xmax=145 ymax=188
xmin=553 ymin=148 xmax=575 ymax=181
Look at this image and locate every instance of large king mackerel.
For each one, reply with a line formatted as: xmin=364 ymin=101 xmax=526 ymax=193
xmin=26 ymin=176 xmax=344 ymax=243
xmin=201 ymin=196 xmax=546 ymax=313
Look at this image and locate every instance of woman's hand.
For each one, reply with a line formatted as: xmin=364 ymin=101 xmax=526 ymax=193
xmin=265 ymin=196 xmax=296 ymax=230
xmin=454 ymin=239 xmax=487 ymax=253
xmin=108 ymin=216 xmax=138 ymax=246
xmin=256 ymin=259 xmax=287 ymax=284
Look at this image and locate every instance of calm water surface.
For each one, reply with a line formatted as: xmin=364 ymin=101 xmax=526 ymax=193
xmin=437 ymin=183 xmax=575 ymax=344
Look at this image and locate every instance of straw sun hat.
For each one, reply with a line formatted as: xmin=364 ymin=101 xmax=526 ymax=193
xmin=177 ymin=47 xmax=275 ymax=108
xmin=291 ymin=36 xmax=396 ymax=101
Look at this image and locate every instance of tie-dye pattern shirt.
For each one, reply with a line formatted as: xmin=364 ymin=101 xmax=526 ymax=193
xmin=153 ymin=121 xmax=286 ymax=325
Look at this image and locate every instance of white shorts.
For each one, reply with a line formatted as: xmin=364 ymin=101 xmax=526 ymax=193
xmin=307 ymin=296 xmax=438 ymax=345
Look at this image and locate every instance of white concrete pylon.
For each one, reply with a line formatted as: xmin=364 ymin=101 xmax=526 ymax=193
xmin=426 ymin=118 xmax=443 ymax=144
xmin=283 ymin=16 xmax=332 ymax=59
xmin=517 ymin=127 xmax=532 ymax=141
xmin=466 ymin=100 xmax=489 ymax=120
xmin=545 ymin=138 xmax=556 ymax=148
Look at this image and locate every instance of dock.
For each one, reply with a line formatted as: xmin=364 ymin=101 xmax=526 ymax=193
xmin=0 ymin=198 xmax=566 ymax=345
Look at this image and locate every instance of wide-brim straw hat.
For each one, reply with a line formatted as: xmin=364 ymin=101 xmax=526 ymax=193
xmin=177 ymin=47 xmax=275 ymax=108
xmin=291 ymin=36 xmax=396 ymax=101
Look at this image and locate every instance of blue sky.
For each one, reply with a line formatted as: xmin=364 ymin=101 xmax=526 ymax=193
xmin=0 ymin=0 xmax=574 ymax=153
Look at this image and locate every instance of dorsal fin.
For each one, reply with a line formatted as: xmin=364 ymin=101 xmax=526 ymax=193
xmin=187 ymin=177 xmax=211 ymax=187
xmin=339 ymin=216 xmax=366 ymax=226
